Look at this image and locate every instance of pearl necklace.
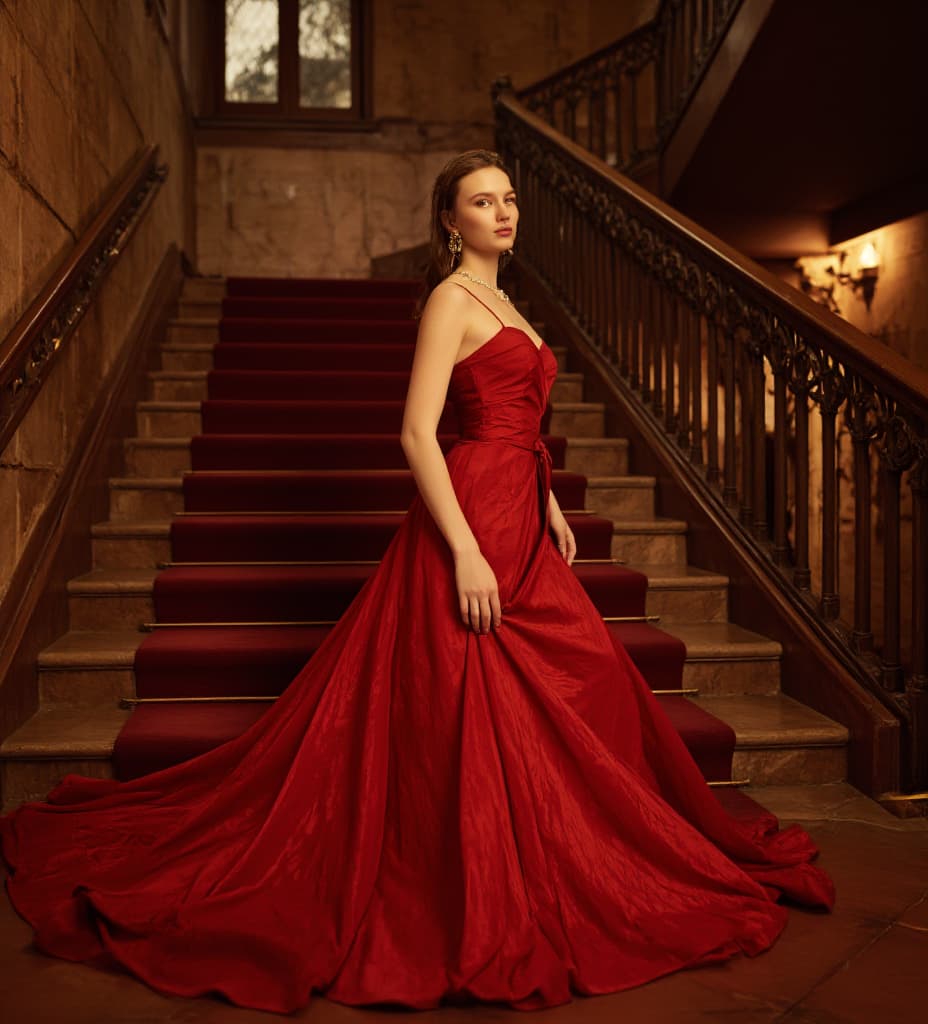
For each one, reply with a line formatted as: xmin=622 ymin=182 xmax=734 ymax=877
xmin=452 ymin=269 xmax=512 ymax=305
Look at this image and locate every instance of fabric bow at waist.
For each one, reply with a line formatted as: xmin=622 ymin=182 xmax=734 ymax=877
xmin=453 ymin=436 xmax=552 ymax=530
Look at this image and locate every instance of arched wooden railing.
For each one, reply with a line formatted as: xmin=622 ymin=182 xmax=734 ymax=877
xmin=494 ymin=84 xmax=928 ymax=795
xmin=518 ymin=0 xmax=742 ymax=174
xmin=0 ymin=145 xmax=168 ymax=454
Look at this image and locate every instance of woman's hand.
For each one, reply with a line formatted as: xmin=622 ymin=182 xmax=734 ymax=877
xmin=454 ymin=549 xmax=502 ymax=634
xmin=549 ymin=505 xmax=577 ymax=566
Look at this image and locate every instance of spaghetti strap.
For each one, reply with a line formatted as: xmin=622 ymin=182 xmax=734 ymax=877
xmin=448 ymin=280 xmax=505 ymax=328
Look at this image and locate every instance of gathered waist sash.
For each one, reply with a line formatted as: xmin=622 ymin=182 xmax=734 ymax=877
xmin=452 ymin=436 xmax=552 ymax=530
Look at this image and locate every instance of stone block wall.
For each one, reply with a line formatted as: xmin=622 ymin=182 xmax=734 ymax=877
xmin=195 ymin=0 xmax=656 ymax=278
xmin=0 ymin=0 xmax=193 ymax=604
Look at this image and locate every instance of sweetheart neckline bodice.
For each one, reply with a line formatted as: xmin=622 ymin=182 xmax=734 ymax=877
xmin=452 ymin=325 xmax=546 ymax=371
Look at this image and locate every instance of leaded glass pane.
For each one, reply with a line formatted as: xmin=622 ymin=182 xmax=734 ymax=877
xmin=225 ymin=0 xmax=279 ymax=104
xmin=299 ymin=0 xmax=351 ymax=109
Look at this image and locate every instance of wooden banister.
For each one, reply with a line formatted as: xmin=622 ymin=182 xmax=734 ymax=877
xmin=494 ymin=84 xmax=928 ymax=797
xmin=0 ymin=145 xmax=168 ymax=454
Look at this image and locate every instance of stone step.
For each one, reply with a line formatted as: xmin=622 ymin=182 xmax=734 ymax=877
xmin=564 ymin=437 xmax=629 ymax=476
xmin=0 ymin=705 xmax=131 ymax=808
xmin=631 ymin=564 xmax=730 ymax=623
xmin=149 ymin=369 xmax=208 ymax=401
xmin=124 ymin=437 xmax=192 ymax=476
xmin=71 ymin=560 xmax=729 ymax=631
xmin=695 ymin=693 xmax=849 ymax=785
xmin=157 ymin=342 xmax=572 ymax=374
xmin=610 ymin=518 xmax=688 ymax=565
xmin=109 ymin=478 xmax=181 ymax=521
xmin=135 ymin=400 xmax=605 ymax=440
xmin=67 ymin=568 xmax=157 ymax=630
xmin=92 ymin=520 xmax=171 ymax=568
xmin=137 ymin=401 xmax=200 ymax=438
xmin=181 ymin=276 xmax=225 ymax=302
xmin=33 ymin=619 xmax=782 ymax=714
xmin=585 ymin=475 xmax=656 ymax=520
xmin=658 ymin=622 xmax=781 ymax=696
xmin=177 ymin=299 xmax=222 ymax=318
xmin=37 ymin=630 xmax=139 ymax=708
xmin=0 ymin=691 xmax=843 ymax=811
xmin=147 ymin=369 xmax=586 ymax=404
xmin=160 ymin=343 xmax=215 ymax=371
xmin=108 ymin=467 xmax=638 ymax=523
xmin=121 ymin=434 xmax=631 ymax=480
xmin=167 ymin=319 xmax=219 ymax=345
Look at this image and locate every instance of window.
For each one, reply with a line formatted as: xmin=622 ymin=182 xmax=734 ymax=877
xmin=210 ymin=0 xmax=369 ymax=124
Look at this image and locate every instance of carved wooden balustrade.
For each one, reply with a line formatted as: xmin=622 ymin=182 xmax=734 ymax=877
xmin=517 ymin=0 xmax=741 ymax=174
xmin=495 ymin=87 xmax=928 ymax=794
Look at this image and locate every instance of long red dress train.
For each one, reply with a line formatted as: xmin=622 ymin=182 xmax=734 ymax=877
xmin=1 ymin=312 xmax=834 ymax=1015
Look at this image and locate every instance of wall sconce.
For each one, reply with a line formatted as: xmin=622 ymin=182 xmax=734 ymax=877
xmin=825 ymin=242 xmax=880 ymax=311
xmin=796 ymin=241 xmax=880 ymax=315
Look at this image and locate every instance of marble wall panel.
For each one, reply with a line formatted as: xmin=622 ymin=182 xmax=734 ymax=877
xmin=0 ymin=167 xmax=21 ymax=342
xmin=0 ymin=1 xmax=192 ymax=608
xmin=18 ymin=171 xmax=73 ymax=330
xmin=197 ymin=0 xmax=659 ymax=279
xmin=0 ymin=5 xmax=18 ymax=162
xmin=17 ymin=42 xmax=78 ymax=228
xmin=197 ymin=145 xmax=457 ymax=278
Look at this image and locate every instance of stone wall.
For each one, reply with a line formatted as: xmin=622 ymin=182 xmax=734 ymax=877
xmin=196 ymin=0 xmax=656 ymax=278
xmin=0 ymin=0 xmax=192 ymax=604
xmin=795 ymin=213 xmax=928 ymax=370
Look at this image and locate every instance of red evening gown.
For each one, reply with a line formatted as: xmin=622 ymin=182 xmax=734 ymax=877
xmin=1 ymin=292 xmax=834 ymax=1015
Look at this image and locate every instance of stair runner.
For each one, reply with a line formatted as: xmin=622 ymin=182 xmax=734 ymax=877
xmin=114 ymin=277 xmax=755 ymax=815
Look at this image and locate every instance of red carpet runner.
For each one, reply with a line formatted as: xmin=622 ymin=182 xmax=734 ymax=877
xmin=117 ymin=277 xmax=749 ymax=809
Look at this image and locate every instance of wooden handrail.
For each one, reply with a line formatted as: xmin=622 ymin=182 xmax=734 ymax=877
xmin=0 ymin=145 xmax=168 ymax=454
xmin=499 ymin=91 xmax=928 ymax=411
xmin=495 ymin=85 xmax=928 ymax=794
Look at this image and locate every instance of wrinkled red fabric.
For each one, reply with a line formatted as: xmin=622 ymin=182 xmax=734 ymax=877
xmin=1 ymin=326 xmax=834 ymax=1015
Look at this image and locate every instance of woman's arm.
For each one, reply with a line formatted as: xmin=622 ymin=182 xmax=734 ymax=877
xmin=400 ymin=285 xmax=478 ymax=557
xmin=400 ymin=285 xmax=502 ymax=633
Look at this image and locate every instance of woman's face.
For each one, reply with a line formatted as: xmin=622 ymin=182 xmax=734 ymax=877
xmin=443 ymin=165 xmax=518 ymax=258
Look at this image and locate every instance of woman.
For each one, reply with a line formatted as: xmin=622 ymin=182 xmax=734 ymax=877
xmin=1 ymin=150 xmax=834 ymax=1015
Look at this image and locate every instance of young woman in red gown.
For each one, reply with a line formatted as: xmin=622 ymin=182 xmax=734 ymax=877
xmin=1 ymin=150 xmax=834 ymax=1015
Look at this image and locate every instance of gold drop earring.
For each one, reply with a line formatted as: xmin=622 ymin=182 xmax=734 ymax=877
xmin=448 ymin=229 xmax=462 ymax=260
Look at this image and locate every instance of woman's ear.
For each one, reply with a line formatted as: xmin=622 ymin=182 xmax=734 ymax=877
xmin=440 ymin=209 xmax=455 ymax=233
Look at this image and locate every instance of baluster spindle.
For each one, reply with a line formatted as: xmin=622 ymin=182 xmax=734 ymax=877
xmin=846 ymin=381 xmax=876 ymax=649
xmin=652 ymin=270 xmax=664 ymax=414
xmin=677 ymin=297 xmax=691 ymax=448
xmin=752 ymin=352 xmax=768 ymax=541
xmin=690 ymin=309 xmax=703 ymax=464
xmin=664 ymin=292 xmax=676 ymax=434
xmin=706 ymin=319 xmax=720 ymax=482
xmin=641 ymin=275 xmax=654 ymax=402
xmin=910 ymin=455 xmax=928 ymax=788
xmin=819 ymin=408 xmax=838 ymax=618
xmin=880 ymin=459 xmax=904 ymax=690
xmin=771 ymin=351 xmax=789 ymax=565
xmin=723 ymin=330 xmax=737 ymax=506
xmin=792 ymin=359 xmax=812 ymax=590
xmin=739 ymin=343 xmax=754 ymax=527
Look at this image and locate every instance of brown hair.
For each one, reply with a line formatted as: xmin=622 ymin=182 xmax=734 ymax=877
xmin=414 ymin=149 xmax=513 ymax=318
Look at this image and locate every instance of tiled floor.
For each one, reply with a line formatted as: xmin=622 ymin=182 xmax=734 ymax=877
xmin=2 ymin=783 xmax=927 ymax=1023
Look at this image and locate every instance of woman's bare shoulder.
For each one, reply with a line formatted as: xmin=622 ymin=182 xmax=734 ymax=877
xmin=422 ymin=278 xmax=472 ymax=321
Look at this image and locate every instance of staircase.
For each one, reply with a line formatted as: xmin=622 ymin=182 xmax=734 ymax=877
xmin=0 ymin=275 xmax=849 ymax=811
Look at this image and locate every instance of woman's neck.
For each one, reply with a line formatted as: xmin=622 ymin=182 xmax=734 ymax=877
xmin=455 ymin=253 xmax=501 ymax=287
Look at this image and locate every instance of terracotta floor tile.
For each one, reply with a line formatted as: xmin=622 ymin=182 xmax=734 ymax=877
xmin=788 ymin=920 xmax=928 ymax=1023
xmin=3 ymin=808 xmax=928 ymax=1023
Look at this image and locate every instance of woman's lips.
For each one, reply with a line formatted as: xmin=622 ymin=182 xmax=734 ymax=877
xmin=495 ymin=228 xmax=513 ymax=235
